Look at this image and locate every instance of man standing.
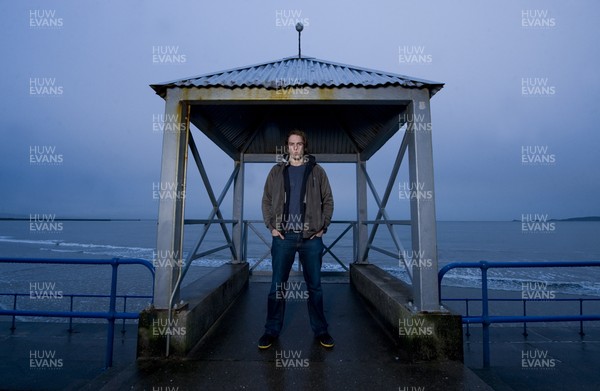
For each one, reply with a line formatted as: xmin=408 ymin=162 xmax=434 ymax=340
xmin=258 ymin=130 xmax=334 ymax=349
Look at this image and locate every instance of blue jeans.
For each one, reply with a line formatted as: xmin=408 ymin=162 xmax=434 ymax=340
xmin=264 ymin=233 xmax=329 ymax=337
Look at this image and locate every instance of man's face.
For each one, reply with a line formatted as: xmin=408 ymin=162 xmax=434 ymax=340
xmin=287 ymin=135 xmax=305 ymax=161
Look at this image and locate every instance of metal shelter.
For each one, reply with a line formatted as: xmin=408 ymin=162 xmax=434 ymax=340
xmin=150 ymin=54 xmax=444 ymax=312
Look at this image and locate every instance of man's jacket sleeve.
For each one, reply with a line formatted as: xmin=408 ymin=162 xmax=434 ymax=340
xmin=320 ymin=167 xmax=334 ymax=232
xmin=262 ymin=166 xmax=276 ymax=232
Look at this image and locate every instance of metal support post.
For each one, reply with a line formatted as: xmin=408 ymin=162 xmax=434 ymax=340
xmin=407 ymin=92 xmax=440 ymax=312
xmin=154 ymin=92 xmax=189 ymax=309
xmin=356 ymin=159 xmax=368 ymax=263
xmin=232 ymin=157 xmax=245 ymax=263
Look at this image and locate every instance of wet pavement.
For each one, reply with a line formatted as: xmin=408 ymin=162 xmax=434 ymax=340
xmin=2 ymin=279 xmax=599 ymax=390
xmin=86 ymin=280 xmax=491 ymax=391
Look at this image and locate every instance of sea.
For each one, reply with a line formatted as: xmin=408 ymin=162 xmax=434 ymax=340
xmin=1 ymin=220 xmax=599 ymax=321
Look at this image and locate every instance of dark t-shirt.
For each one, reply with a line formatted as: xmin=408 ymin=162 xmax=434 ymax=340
xmin=287 ymin=164 xmax=306 ymax=229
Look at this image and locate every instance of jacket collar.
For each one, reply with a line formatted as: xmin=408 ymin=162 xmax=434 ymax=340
xmin=280 ymin=153 xmax=316 ymax=167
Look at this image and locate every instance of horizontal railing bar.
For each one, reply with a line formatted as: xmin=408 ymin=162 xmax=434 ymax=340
xmin=439 ymin=260 xmax=600 ymax=279
xmin=462 ymin=315 xmax=600 ymax=324
xmin=0 ymin=257 xmax=154 ymax=270
xmin=0 ymin=293 xmax=151 ymax=299
xmin=242 ymin=219 xmax=358 ymax=224
xmin=251 ymin=270 xmax=349 ymax=276
xmin=184 ymin=219 xmax=236 ymax=224
xmin=0 ymin=309 xmax=140 ymax=319
xmin=442 ymin=298 xmax=600 ymax=302
xmin=363 ymin=220 xmax=411 ymax=225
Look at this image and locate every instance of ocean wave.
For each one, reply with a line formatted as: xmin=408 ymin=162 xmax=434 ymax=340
xmin=0 ymin=236 xmax=66 ymax=246
xmin=432 ymin=269 xmax=600 ymax=297
xmin=0 ymin=236 xmax=152 ymax=253
xmin=2 ymin=235 xmax=599 ymax=297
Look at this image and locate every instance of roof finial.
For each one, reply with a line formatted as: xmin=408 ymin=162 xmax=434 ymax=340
xmin=296 ymin=22 xmax=304 ymax=59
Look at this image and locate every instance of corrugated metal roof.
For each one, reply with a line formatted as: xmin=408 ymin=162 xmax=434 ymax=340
xmin=151 ymin=55 xmax=444 ymax=97
xmin=189 ymin=103 xmax=404 ymax=158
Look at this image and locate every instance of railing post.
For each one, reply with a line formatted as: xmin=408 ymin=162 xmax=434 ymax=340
xmin=105 ymin=259 xmax=119 ymax=369
xmin=522 ymin=299 xmax=528 ymax=337
xmin=465 ymin=299 xmax=471 ymax=337
xmin=481 ymin=262 xmax=490 ymax=368
xmin=122 ymin=296 xmax=128 ymax=335
xmin=11 ymin=294 xmax=17 ymax=331
xmin=68 ymin=295 xmax=74 ymax=333
xmin=579 ymin=299 xmax=585 ymax=336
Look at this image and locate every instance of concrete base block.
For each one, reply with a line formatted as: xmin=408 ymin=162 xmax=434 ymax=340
xmin=350 ymin=263 xmax=463 ymax=362
xmin=137 ymin=263 xmax=249 ymax=358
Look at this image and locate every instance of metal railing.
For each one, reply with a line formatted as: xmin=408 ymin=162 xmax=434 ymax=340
xmin=0 ymin=257 xmax=154 ymax=368
xmin=438 ymin=260 xmax=600 ymax=367
xmin=242 ymin=219 xmax=358 ymax=273
xmin=183 ymin=218 xmax=411 ymax=275
xmin=442 ymin=297 xmax=600 ymax=338
xmin=0 ymin=292 xmax=151 ymax=334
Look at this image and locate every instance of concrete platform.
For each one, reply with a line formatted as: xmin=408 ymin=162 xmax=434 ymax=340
xmin=351 ymin=263 xmax=463 ymax=361
xmin=2 ymin=280 xmax=599 ymax=390
xmin=138 ymin=263 xmax=249 ymax=357
xmin=88 ymin=280 xmax=491 ymax=391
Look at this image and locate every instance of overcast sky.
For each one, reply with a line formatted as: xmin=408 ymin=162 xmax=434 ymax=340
xmin=1 ymin=0 xmax=599 ymax=221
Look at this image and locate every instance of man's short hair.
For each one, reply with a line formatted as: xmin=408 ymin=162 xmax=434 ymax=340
xmin=286 ymin=129 xmax=308 ymax=152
